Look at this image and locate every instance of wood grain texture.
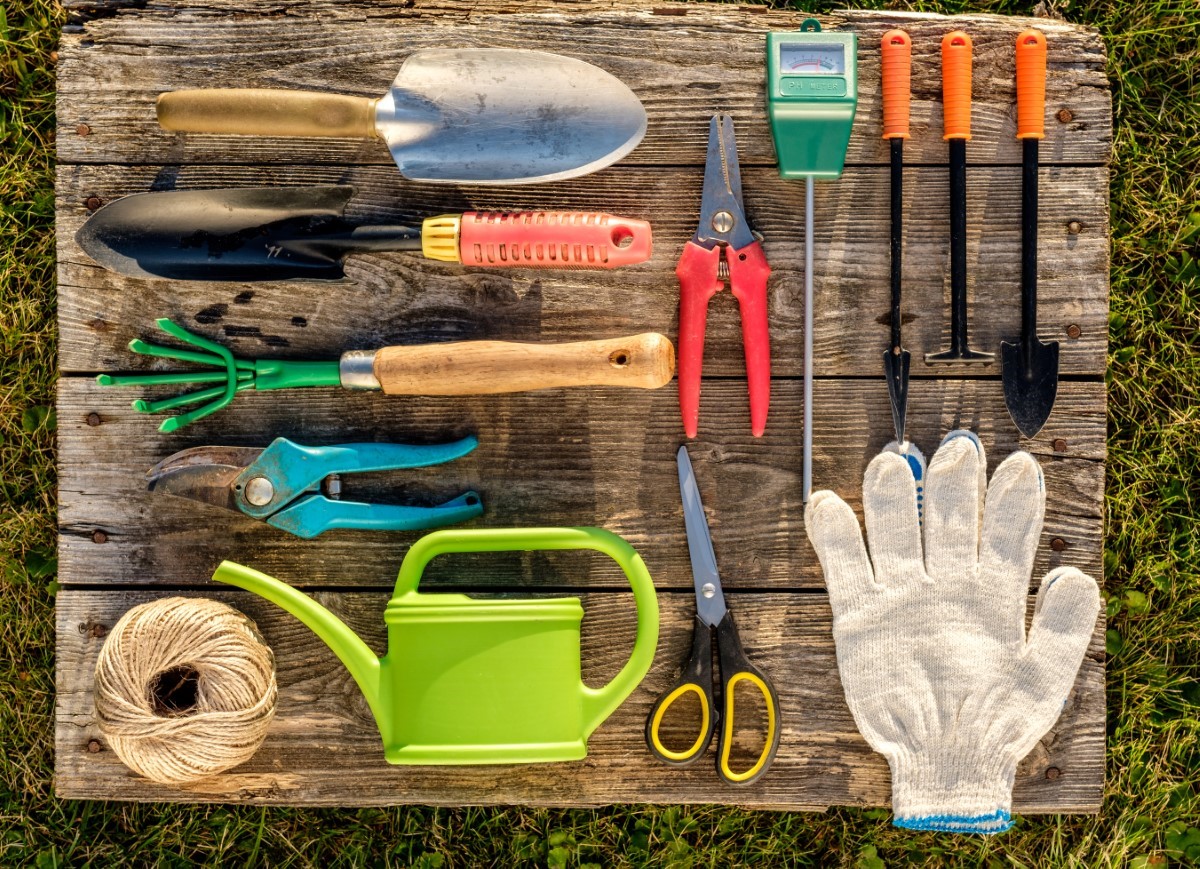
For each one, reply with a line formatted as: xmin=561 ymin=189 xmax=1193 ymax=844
xmin=371 ymin=333 xmax=675 ymax=394
xmin=58 ymin=377 xmax=1104 ymax=590
xmin=55 ymin=589 xmax=1105 ymax=809
xmin=56 ymin=2 xmax=1110 ymax=809
xmin=56 ymin=162 xmax=1109 ymax=377
xmin=56 ymin=7 xmax=1110 ymax=168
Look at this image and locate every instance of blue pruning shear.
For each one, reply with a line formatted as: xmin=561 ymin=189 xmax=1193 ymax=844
xmin=147 ymin=436 xmax=482 ymax=539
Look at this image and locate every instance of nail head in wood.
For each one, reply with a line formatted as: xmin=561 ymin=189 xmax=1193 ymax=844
xmin=92 ymin=530 xmax=108 ymax=544
xmin=1067 ymin=221 xmax=1083 ymax=235
xmin=76 ymin=123 xmax=91 ymax=136
xmin=86 ymin=412 xmax=101 ymax=426
xmin=87 ymin=739 xmax=102 ymax=754
xmin=85 ymin=197 xmax=103 ymax=211
xmin=1053 ymin=438 xmax=1068 ymax=452
xmin=1056 ymin=108 xmax=1074 ymax=123
xmin=1051 ymin=537 xmax=1067 ymax=552
xmin=1045 ymin=766 xmax=1061 ymax=780
xmin=1066 ymin=324 xmax=1082 ymax=339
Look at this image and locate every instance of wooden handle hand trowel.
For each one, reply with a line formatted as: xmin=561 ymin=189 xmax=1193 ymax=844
xmin=157 ymin=48 xmax=647 ymax=185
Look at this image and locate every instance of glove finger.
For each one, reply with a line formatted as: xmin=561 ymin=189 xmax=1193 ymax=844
xmin=1018 ymin=567 xmax=1101 ymax=705
xmin=863 ymin=451 xmax=924 ymax=583
xmin=979 ymin=451 xmax=1045 ymax=608
xmin=806 ymin=490 xmax=876 ymax=616
xmin=923 ymin=431 xmax=987 ymax=581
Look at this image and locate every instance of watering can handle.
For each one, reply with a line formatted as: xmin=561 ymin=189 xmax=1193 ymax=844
xmin=395 ymin=527 xmax=660 ymax=737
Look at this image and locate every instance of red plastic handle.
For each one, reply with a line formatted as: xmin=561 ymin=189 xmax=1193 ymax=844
xmin=676 ymin=242 xmax=723 ymax=438
xmin=728 ymin=241 xmax=771 ymax=437
xmin=458 ymin=211 xmax=652 ymax=268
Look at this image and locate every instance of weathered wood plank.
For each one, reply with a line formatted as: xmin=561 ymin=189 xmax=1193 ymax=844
xmin=56 ymin=8 xmax=1110 ymax=169
xmin=55 ymin=589 xmax=1105 ymax=810
xmin=58 ymin=377 xmax=1104 ymax=590
xmin=55 ymin=162 xmax=1109 ymax=377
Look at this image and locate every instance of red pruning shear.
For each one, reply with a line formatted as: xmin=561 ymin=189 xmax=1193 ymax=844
xmin=677 ymin=114 xmax=771 ymax=438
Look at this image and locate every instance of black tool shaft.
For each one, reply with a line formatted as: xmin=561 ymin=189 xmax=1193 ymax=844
xmin=310 ymin=225 xmax=424 ymax=254
xmin=889 ymin=138 xmax=904 ymax=352
xmin=948 ymin=137 xmax=969 ymax=355
xmin=1020 ymin=138 xmax=1039 ymax=367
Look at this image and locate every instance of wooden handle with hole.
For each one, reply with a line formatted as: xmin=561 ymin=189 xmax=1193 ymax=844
xmin=1016 ymin=29 xmax=1048 ymax=140
xmin=157 ymin=90 xmax=378 ymax=138
xmin=941 ymin=31 xmax=973 ymax=140
xmin=881 ymin=29 xmax=912 ymax=140
xmin=372 ymin=334 xmax=676 ymax=395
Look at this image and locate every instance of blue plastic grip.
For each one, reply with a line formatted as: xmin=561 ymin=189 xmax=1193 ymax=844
xmin=267 ymin=491 xmax=484 ymax=539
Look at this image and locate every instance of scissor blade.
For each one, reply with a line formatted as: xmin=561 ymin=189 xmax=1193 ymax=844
xmin=677 ymin=445 xmax=727 ymax=627
xmin=697 ymin=115 xmax=754 ymax=250
xmin=146 ymin=445 xmax=263 ymax=512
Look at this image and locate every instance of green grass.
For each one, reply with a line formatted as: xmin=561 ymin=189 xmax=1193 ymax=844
xmin=2 ymin=0 xmax=1198 ymax=865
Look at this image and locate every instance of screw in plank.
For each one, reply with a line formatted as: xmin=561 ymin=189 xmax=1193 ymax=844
xmin=1067 ymin=221 xmax=1083 ymax=235
xmin=1045 ymin=766 xmax=1061 ymax=780
xmin=91 ymin=530 xmax=107 ymax=544
xmin=86 ymin=412 xmax=101 ymax=427
xmin=87 ymin=739 xmax=102 ymax=753
xmin=1050 ymin=537 xmax=1067 ymax=552
xmin=1053 ymin=438 xmax=1068 ymax=452
xmin=76 ymin=123 xmax=92 ymax=136
xmin=1066 ymin=324 xmax=1082 ymax=339
xmin=1056 ymin=109 xmax=1074 ymax=123
xmin=85 ymin=196 xmax=103 ymax=211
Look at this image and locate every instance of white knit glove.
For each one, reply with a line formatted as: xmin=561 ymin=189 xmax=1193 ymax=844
xmin=805 ymin=431 xmax=1100 ymax=834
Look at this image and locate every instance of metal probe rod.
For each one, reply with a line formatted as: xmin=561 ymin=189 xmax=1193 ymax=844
xmin=803 ymin=175 xmax=814 ymax=503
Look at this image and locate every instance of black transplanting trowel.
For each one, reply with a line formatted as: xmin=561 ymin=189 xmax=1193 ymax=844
xmin=1002 ymin=30 xmax=1059 ymax=438
xmin=76 ymin=186 xmax=653 ymax=282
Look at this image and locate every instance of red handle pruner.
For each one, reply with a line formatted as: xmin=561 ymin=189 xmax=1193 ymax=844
xmin=677 ymin=114 xmax=771 ymax=438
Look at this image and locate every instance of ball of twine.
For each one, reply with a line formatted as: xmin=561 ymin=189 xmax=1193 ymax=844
xmin=94 ymin=597 xmax=277 ymax=785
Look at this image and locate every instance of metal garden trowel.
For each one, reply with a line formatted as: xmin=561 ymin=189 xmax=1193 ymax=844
xmin=156 ymin=48 xmax=648 ymax=185
xmin=76 ymin=186 xmax=653 ymax=282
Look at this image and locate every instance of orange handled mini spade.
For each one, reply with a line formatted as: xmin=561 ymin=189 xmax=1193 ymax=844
xmin=1001 ymin=29 xmax=1060 ymax=437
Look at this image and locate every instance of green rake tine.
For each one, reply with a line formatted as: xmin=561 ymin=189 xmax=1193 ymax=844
xmin=127 ymin=338 xmax=256 ymax=372
xmin=132 ymin=378 xmax=257 ymax=416
xmin=147 ymin=318 xmax=240 ymax=431
xmin=97 ymin=371 xmax=254 ymax=388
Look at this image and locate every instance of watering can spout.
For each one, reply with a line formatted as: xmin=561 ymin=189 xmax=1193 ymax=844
xmin=212 ymin=560 xmax=383 ymax=721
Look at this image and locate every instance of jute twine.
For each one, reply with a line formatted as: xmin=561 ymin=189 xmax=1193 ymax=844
xmin=94 ymin=597 xmax=277 ymax=785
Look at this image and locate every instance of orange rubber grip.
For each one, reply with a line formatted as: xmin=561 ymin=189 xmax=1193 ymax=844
xmin=1016 ymin=28 xmax=1047 ymax=140
xmin=881 ymin=29 xmax=912 ymax=139
xmin=458 ymin=211 xmax=652 ymax=269
xmin=941 ymin=31 xmax=973 ymax=140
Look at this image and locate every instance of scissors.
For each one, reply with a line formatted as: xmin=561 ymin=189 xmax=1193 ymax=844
xmin=645 ymin=445 xmax=781 ymax=784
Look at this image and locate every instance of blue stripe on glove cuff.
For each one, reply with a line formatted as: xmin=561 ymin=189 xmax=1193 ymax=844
xmin=894 ymin=809 xmax=1013 ymax=835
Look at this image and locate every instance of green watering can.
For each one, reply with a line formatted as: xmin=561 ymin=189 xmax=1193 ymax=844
xmin=212 ymin=527 xmax=659 ymax=765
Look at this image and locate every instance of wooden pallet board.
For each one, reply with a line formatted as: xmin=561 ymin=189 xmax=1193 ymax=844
xmin=56 ymin=589 xmax=1105 ymax=809
xmin=55 ymin=1 xmax=1110 ymax=810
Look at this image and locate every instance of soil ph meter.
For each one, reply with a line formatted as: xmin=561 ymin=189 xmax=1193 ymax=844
xmin=766 ymin=18 xmax=858 ymax=501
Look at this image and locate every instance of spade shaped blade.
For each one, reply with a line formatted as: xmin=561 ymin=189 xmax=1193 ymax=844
xmin=1001 ymin=337 xmax=1060 ymax=438
xmin=883 ymin=348 xmax=911 ymax=444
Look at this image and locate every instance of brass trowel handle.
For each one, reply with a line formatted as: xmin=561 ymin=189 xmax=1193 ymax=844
xmin=370 ymin=333 xmax=676 ymax=395
xmin=157 ymin=89 xmax=378 ymax=139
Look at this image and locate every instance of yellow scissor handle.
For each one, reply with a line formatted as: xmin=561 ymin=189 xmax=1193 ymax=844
xmin=718 ymin=670 xmax=780 ymax=784
xmin=648 ymin=682 xmax=712 ymax=763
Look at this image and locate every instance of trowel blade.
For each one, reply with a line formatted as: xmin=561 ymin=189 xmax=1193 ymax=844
xmin=77 ymin=186 xmax=355 ymax=281
xmin=1001 ymin=338 xmax=1060 ymax=438
xmin=376 ymin=48 xmax=647 ymax=184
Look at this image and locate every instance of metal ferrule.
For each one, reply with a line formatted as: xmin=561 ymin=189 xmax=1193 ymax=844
xmin=339 ymin=350 xmax=381 ymax=390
